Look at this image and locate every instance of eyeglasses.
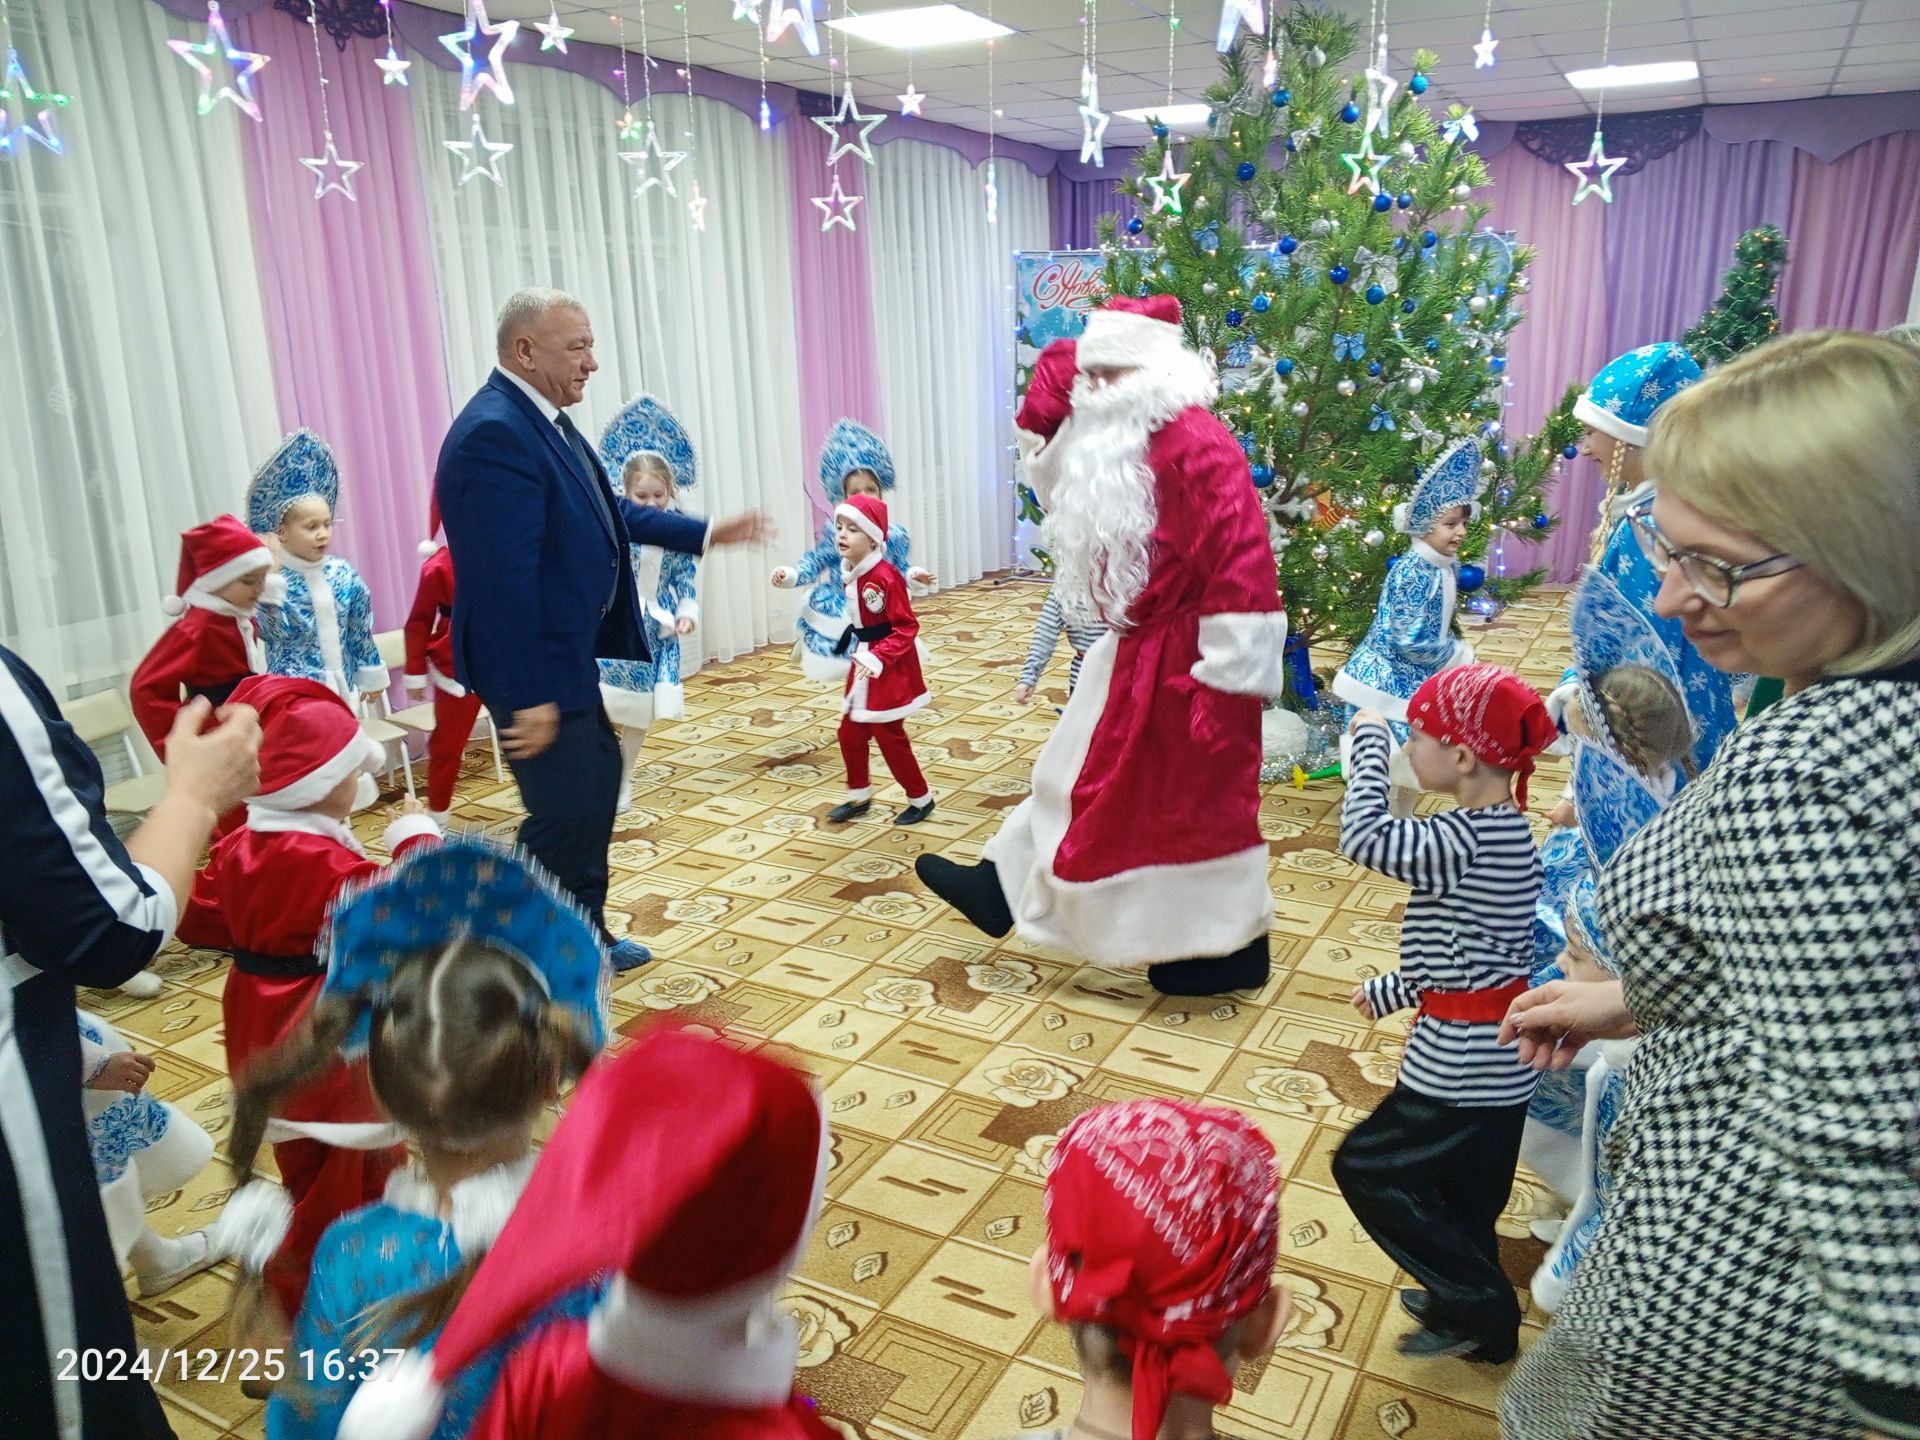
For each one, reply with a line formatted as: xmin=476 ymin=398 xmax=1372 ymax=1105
xmin=1627 ymin=499 xmax=1803 ymax=609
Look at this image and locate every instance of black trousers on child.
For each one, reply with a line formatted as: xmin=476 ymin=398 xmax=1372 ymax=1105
xmin=1332 ymin=1084 xmax=1529 ymax=1342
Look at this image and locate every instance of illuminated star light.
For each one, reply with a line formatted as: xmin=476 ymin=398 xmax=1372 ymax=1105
xmin=1565 ymin=130 xmax=1625 ymax=205
xmin=1215 ymin=0 xmax=1265 ymax=54
xmin=440 ymin=0 xmax=519 ymax=111
xmin=897 ymin=83 xmax=925 ymax=116
xmin=1077 ymin=74 xmax=1110 ymax=166
xmin=687 ymin=180 xmax=711 ymax=231
xmin=1473 ymin=27 xmax=1499 ymax=68
xmin=620 ymin=122 xmax=687 ymax=198
xmin=812 ymin=171 xmax=863 ymax=231
xmin=444 ymin=111 xmax=513 ymax=186
xmin=299 ymin=133 xmax=364 ymax=201
xmin=1363 ymin=61 xmax=1398 ymax=138
xmin=168 ymin=0 xmax=271 ymax=122
xmin=766 ymin=0 xmax=822 ymax=57
xmin=534 ymin=7 xmax=575 ymax=53
xmin=731 ymin=0 xmax=764 ymax=21
xmin=375 ymin=45 xmax=412 ymax=86
xmin=0 ymin=47 xmax=72 ymax=155
xmin=1145 ymin=147 xmax=1191 ymax=215
xmin=1442 ymin=107 xmax=1479 ymax=144
xmin=813 ymin=83 xmax=885 ymax=166
xmin=1341 ymin=130 xmax=1387 ymax=195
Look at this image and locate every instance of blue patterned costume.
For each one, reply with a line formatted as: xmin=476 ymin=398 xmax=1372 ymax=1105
xmin=593 ymin=396 xmax=701 ymax=730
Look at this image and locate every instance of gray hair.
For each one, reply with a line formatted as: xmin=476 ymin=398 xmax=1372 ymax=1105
xmin=1880 ymin=321 xmax=1920 ymax=350
xmin=495 ymin=287 xmax=586 ymax=352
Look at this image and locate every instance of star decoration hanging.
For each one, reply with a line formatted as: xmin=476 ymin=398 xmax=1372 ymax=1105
xmin=687 ymin=180 xmax=711 ymax=231
xmin=1215 ymin=0 xmax=1265 ymax=53
xmin=731 ymin=0 xmax=764 ymax=21
xmin=813 ymin=84 xmax=885 ymax=166
xmin=375 ymin=45 xmax=412 ymax=87
xmin=897 ymin=84 xmax=925 ymax=117
xmin=1145 ymin=147 xmax=1191 ymax=216
xmin=1565 ymin=130 xmax=1625 ymax=205
xmin=1077 ymin=74 xmax=1110 ymax=166
xmin=766 ymin=0 xmax=822 ymax=57
xmin=1473 ymin=27 xmax=1499 ymax=68
xmin=0 ymin=47 xmax=72 ymax=156
xmin=1442 ymin=107 xmax=1479 ymax=144
xmin=440 ymin=0 xmax=519 ymax=111
xmin=620 ymin=122 xmax=687 ymax=198
xmin=444 ymin=111 xmax=513 ymax=186
xmin=1363 ymin=61 xmax=1398 ymax=138
xmin=812 ymin=171 xmax=863 ymax=231
xmin=1341 ymin=131 xmax=1387 ymax=195
xmin=299 ymin=133 xmax=364 ymax=202
xmin=533 ymin=8 xmax=574 ymax=53
xmin=168 ymin=1 xmax=270 ymax=122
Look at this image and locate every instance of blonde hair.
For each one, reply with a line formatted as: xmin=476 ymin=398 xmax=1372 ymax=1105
xmin=1594 ymin=664 xmax=1696 ymax=781
xmin=1587 ymin=435 xmax=1631 ymax=566
xmin=621 ymin=452 xmax=673 ymax=490
xmin=1646 ymin=329 xmax=1920 ymax=675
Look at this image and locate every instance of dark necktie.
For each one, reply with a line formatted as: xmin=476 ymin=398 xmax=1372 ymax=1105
xmin=555 ymin=410 xmax=598 ymax=477
xmin=558 ymin=410 xmax=623 ymax=613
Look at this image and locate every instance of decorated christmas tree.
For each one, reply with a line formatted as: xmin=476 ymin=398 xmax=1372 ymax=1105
xmin=1682 ymin=224 xmax=1788 ymax=368
xmin=1095 ymin=6 xmax=1565 ymax=663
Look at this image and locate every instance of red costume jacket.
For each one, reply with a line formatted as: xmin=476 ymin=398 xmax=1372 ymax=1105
xmin=403 ymin=546 xmax=464 ymax=696
xmin=839 ymin=553 xmax=929 ymax=725
xmin=128 ymin=604 xmax=263 ymax=757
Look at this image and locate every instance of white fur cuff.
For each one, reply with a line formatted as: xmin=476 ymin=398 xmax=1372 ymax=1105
xmin=209 ymin=1180 xmax=293 ymax=1275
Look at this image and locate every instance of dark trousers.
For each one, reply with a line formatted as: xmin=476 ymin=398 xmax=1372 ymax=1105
xmin=495 ymin=705 xmax=620 ymax=938
xmin=1332 ymin=1084 xmax=1529 ymax=1341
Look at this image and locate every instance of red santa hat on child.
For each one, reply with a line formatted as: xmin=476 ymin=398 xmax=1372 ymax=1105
xmin=1408 ymin=663 xmax=1558 ymax=808
xmin=835 ymin=492 xmax=889 ymax=549
xmin=1076 ymin=294 xmax=1189 ymax=373
xmin=419 ymin=494 xmax=442 ymax=560
xmin=227 ymin=675 xmax=387 ymax=813
xmin=337 ymin=1025 xmax=833 ymax=1440
xmin=1044 ymin=1099 xmax=1282 ymax=1440
xmin=161 ymin=515 xmax=272 ymax=617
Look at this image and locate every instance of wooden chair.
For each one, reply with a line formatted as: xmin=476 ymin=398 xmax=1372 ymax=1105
xmin=59 ymin=689 xmax=168 ymax=816
xmin=372 ymin=630 xmax=505 ymax=790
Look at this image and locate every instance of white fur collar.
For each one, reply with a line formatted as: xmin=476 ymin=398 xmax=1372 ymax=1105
xmin=842 ymin=548 xmax=884 ymax=582
xmin=187 ymin=593 xmax=257 ymax=620
xmin=381 ymin=1155 xmax=537 ymax=1255
xmin=241 ymin=806 xmax=367 ymax=857
xmin=586 ymin=1274 xmax=800 ymax=1409
xmin=1411 ymin=539 xmax=1457 ymax=568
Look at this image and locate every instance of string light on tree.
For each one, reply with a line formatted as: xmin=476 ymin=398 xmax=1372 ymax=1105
xmin=168 ymin=1 xmax=270 ymax=121
xmin=1567 ymin=0 xmax=1623 ymax=204
xmin=297 ymin=0 xmax=362 ymax=200
xmin=374 ymin=0 xmax=410 ymax=86
xmin=444 ymin=110 xmax=512 ymax=185
xmin=439 ymin=0 xmax=518 ymax=111
xmin=766 ymin=0 xmax=821 ymax=57
xmin=533 ymin=6 xmax=574 ymax=53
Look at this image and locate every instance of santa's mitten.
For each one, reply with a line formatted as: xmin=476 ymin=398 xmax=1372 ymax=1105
xmin=1015 ymin=339 xmax=1079 ymax=444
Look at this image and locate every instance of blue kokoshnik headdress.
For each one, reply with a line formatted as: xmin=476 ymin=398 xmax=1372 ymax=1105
xmin=1394 ymin=436 xmax=1485 ymax=537
xmin=599 ymin=394 xmax=697 ymax=493
xmin=246 ymin=429 xmax=340 ymax=535
xmin=818 ymin=418 xmax=896 ymax=504
xmin=1573 ymin=342 xmax=1702 ymax=449
xmin=1564 ymin=873 xmax=1617 ymax=977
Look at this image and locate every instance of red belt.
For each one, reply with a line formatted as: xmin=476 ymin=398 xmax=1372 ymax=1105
xmin=1417 ymin=977 xmax=1529 ymax=1024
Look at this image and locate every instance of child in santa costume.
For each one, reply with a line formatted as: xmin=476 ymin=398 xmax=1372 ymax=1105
xmin=916 ymin=299 xmax=1288 ymax=998
xmin=827 ymin=492 xmax=935 ymax=826
xmin=403 ymin=502 xmax=483 ymax=828
xmin=254 ymin=838 xmax=607 ymax=1440
xmin=771 ymin=419 xmax=933 ymax=685
xmin=594 ymin=395 xmax=702 ymax=811
xmin=1332 ymin=437 xmax=1483 ymax=818
xmin=196 ymin=675 xmax=439 ymax=1355
xmin=1008 ymin=1099 xmax=1289 ymax=1440
xmin=1334 ymin=663 xmax=1554 ymax=1364
xmin=335 ymin=1026 xmax=843 ymax=1440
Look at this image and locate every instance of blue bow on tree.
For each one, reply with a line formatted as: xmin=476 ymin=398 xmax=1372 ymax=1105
xmin=1333 ymin=332 xmax=1365 ymax=362
xmin=1369 ymin=404 xmax=1396 ymax=432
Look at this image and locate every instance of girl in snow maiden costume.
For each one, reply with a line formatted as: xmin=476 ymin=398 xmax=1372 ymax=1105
xmin=771 ymin=419 xmax=933 ymax=684
xmin=595 ymin=395 xmax=702 ymax=810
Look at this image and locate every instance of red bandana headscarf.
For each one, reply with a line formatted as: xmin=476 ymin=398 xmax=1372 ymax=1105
xmin=1043 ymin=1099 xmax=1280 ymax=1440
xmin=1408 ymin=662 xmax=1557 ymax=806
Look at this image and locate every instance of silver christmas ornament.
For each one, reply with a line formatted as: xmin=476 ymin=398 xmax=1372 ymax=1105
xmin=1406 ymin=374 xmax=1424 ymax=396
xmin=1291 ymin=400 xmax=1310 ymax=418
xmin=1398 ymin=140 xmax=1416 ymax=159
xmin=1453 ymin=182 xmax=1473 ymax=200
xmin=1469 ymin=295 xmax=1489 ymax=315
xmin=1363 ymin=529 xmax=1384 ymax=546
xmin=1311 ymin=543 xmax=1329 ymax=561
xmin=1309 ymin=217 xmax=1334 ymax=237
xmin=1203 ymin=281 xmax=1219 ymax=294
xmin=1336 ymin=377 xmax=1357 ymax=397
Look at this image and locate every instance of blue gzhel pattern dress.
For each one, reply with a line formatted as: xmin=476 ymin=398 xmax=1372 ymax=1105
xmin=1331 ymin=540 xmax=1469 ymax=739
xmin=257 ymin=555 xmax=387 ymax=700
xmin=598 ymin=543 xmax=699 ymax=730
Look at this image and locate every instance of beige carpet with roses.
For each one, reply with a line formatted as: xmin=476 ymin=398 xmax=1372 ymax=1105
xmin=99 ymin=575 xmax=1577 ymax=1440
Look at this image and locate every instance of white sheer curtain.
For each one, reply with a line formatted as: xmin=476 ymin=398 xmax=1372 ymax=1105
xmin=0 ymin=0 xmax=277 ymax=690
xmin=865 ymin=140 xmax=1049 ymax=586
xmin=410 ymin=63 xmax=804 ymax=671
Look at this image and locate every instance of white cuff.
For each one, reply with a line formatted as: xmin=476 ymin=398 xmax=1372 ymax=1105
xmin=1189 ymin=611 xmax=1290 ymax=696
xmin=771 ymin=567 xmax=796 ymax=588
xmin=853 ymin=650 xmax=883 ymax=678
xmin=1546 ymin=677 xmax=1582 ymax=736
xmin=260 ymin=572 xmax=288 ymax=607
xmin=676 ymin=598 xmax=700 ymax=628
xmin=383 ymin=814 xmax=442 ymax=851
xmin=132 ymin=862 xmax=181 ymax=951
xmin=354 ymin=664 xmax=391 ymax=694
xmin=403 ymin=673 xmax=428 ymax=693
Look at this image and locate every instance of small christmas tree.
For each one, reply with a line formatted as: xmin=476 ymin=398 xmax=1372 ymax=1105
xmin=1094 ymin=6 xmax=1565 ymax=661
xmin=1683 ymin=224 xmax=1788 ymax=368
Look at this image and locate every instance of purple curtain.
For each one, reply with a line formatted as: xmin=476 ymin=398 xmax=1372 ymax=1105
xmin=785 ymin=99 xmax=886 ymax=527
xmin=232 ymin=6 xmax=452 ymax=634
xmin=1049 ymin=173 xmax=1137 ymax=250
xmin=1778 ymin=131 xmax=1920 ymax=333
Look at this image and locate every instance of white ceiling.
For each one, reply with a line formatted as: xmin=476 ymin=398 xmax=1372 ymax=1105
xmin=410 ymin=1 xmax=1920 ymax=151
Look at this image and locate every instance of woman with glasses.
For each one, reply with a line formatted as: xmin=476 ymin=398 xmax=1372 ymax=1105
xmin=1499 ymin=330 xmax=1920 ymax=1440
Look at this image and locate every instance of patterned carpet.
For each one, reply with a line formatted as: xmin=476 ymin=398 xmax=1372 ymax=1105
xmin=95 ymin=574 xmax=1578 ymax=1440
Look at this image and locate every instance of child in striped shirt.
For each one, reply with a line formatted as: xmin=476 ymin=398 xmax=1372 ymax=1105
xmin=1012 ymin=584 xmax=1108 ymax=705
xmin=1332 ymin=662 xmax=1556 ymax=1365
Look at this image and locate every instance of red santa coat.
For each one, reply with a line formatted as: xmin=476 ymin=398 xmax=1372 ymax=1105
xmin=840 ymin=552 xmax=929 ymax=724
xmin=982 ymin=401 xmax=1288 ymax=968
xmin=403 ymin=546 xmax=464 ymax=696
xmin=128 ymin=603 xmax=264 ymax=757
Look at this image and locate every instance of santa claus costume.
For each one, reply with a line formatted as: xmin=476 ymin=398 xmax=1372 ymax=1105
xmin=196 ymin=675 xmax=438 ymax=1321
xmin=917 ymin=299 xmax=1288 ymax=996
xmin=336 ymin=1026 xmax=843 ymax=1440
xmin=404 ymin=501 xmax=485 ymax=825
xmin=830 ymin=492 xmax=934 ymax=826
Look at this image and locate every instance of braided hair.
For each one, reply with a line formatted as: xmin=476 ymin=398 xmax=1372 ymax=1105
xmin=1595 ymin=664 xmax=1696 ymax=782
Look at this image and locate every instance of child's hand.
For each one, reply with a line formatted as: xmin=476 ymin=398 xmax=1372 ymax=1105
xmin=1350 ymin=984 xmax=1376 ymax=1020
xmin=360 ymin=690 xmax=385 ymax=707
xmin=1350 ymin=708 xmax=1386 ymax=734
xmin=676 ymin=617 xmax=695 ymax=635
xmin=89 ymin=1051 xmax=155 ymax=1094
xmin=396 ymin=796 xmax=427 ymax=817
xmin=1012 ymin=682 xmax=1034 ymax=705
xmin=770 ymin=566 xmax=795 ymax=588
xmin=1549 ymin=799 xmax=1576 ymax=829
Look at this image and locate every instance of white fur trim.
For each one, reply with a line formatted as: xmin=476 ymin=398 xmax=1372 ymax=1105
xmin=844 ymin=786 xmax=874 ymax=802
xmin=1191 ymin=611 xmax=1289 ymax=697
xmin=209 ymin=1180 xmax=293 ymax=1274
xmin=675 ymin=597 xmax=699 ymax=627
xmin=1391 ymin=502 xmax=1413 ymax=534
xmin=262 ymin=1117 xmax=408 ymax=1148
xmin=337 ymin=1347 xmax=445 ymax=1440
xmin=1330 ymin=670 xmax=1413 ymax=724
xmin=599 ymin=682 xmax=658 ymax=731
xmin=353 ymin=663 xmax=391 ymax=695
xmin=1545 ymin=677 xmax=1582 ymax=738
xmin=380 ymin=1156 xmax=535 ymax=1253
xmin=1078 ymin=308 xmax=1186 ymax=371
xmin=403 ymin=673 xmax=428 ymax=693
xmin=852 ymin=650 xmax=883 ymax=678
xmin=835 ymin=501 xmax=885 ymax=547
xmin=382 ymin=813 xmax=441 ymax=851
xmin=192 ymin=546 xmax=273 ymax=598
xmin=260 ymin=571 xmax=288 ymax=607
xmin=798 ymin=645 xmax=851 ymax=685
xmin=161 ymin=595 xmax=188 ymax=617
xmin=1573 ymin=393 xmax=1647 ymax=449
xmin=770 ymin=566 xmax=796 ymax=588
xmin=426 ymin=662 xmax=465 ymax=698
xmin=249 ymin=731 xmax=386 ymax=813
xmin=418 ymin=538 xmax=441 ymax=559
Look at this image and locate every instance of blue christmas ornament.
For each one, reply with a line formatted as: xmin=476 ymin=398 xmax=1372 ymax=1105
xmin=1273 ymin=87 xmax=1290 ymax=106
xmin=1497 ymin=441 xmax=1511 ymax=458
xmin=1533 ymin=513 xmax=1551 ymax=529
xmin=1365 ymin=284 xmax=1386 ymax=305
xmin=1251 ymin=464 xmax=1277 ymax=487
xmin=1226 ymin=309 xmax=1244 ymax=327
xmin=1252 ymin=293 xmax=1271 ymax=313
xmin=1284 ymin=136 xmax=1297 ymax=152
xmin=1490 ymin=356 xmax=1507 ymax=373
xmin=1457 ymin=562 xmax=1486 ymax=593
xmin=1126 ymin=216 xmax=1143 ymax=235
xmin=1372 ymin=192 xmax=1393 ymax=213
xmin=1341 ymin=102 xmax=1360 ymax=123
xmin=1328 ymin=264 xmax=1349 ymax=285
xmin=1237 ymin=160 xmax=1256 ymax=182
xmin=1275 ymin=357 xmax=1295 ymax=375
xmin=1386 ymin=552 xmax=1399 ymax=567
xmin=1563 ymin=443 xmax=1579 ymax=459
xmin=1368 ymin=360 xmax=1383 ymax=376
xmin=1396 ymin=192 xmax=1414 ymax=209
xmin=1402 ymin=298 xmax=1417 ymax=313
xmin=1421 ymin=229 xmax=1438 ymax=247
xmin=1153 ymin=121 xmax=1169 ymax=138
xmin=1410 ymin=73 xmax=1429 ymax=94
xmin=1426 ymin=337 xmax=1439 ymax=351
xmin=1277 ymin=234 xmax=1298 ymax=254
xmin=1393 ymin=236 xmax=1408 ymax=252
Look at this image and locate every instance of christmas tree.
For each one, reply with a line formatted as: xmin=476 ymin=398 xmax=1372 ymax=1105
xmin=1095 ymin=6 xmax=1565 ymax=661
xmin=1682 ymin=224 xmax=1788 ymax=368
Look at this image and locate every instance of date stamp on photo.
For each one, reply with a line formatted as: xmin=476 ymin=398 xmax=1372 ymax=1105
xmin=56 ymin=1347 xmax=404 ymax=1385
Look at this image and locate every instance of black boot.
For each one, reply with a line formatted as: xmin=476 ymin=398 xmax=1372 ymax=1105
xmin=914 ymin=854 xmax=1014 ymax=938
xmin=827 ymin=799 xmax=872 ymax=824
xmin=894 ymin=799 xmax=936 ymax=826
xmin=1147 ymin=931 xmax=1271 ymax=997
xmin=1399 ymin=1288 xmax=1434 ymax=1326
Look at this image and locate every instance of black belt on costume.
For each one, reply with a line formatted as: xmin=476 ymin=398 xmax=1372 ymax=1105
xmin=186 ymin=680 xmax=242 ymax=708
xmin=834 ymin=622 xmax=893 ymax=656
xmin=230 ymin=948 xmax=326 ymax=980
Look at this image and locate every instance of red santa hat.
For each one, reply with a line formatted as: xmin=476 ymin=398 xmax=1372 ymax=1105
xmin=835 ymin=492 xmax=888 ymax=548
xmin=162 ymin=515 xmax=272 ymax=617
xmin=228 ymin=675 xmax=387 ymax=813
xmin=419 ymin=494 xmax=442 ymax=560
xmin=1408 ymin=662 xmax=1557 ymax=807
xmin=1077 ymin=294 xmax=1188 ymax=373
xmin=1044 ymin=1099 xmax=1281 ymax=1440
xmin=337 ymin=1025 xmax=831 ymax=1440
xmin=1017 ymin=338 xmax=1080 ymax=444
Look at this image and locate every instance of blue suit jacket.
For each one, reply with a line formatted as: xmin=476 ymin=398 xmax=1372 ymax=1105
xmin=436 ymin=371 xmax=711 ymax=714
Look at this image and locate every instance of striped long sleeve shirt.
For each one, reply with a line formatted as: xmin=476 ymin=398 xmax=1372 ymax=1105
xmin=1019 ymin=588 xmax=1109 ymax=693
xmin=1340 ymin=722 xmax=1543 ymax=1107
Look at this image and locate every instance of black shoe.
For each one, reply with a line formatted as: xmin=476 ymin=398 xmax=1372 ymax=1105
xmin=1396 ymin=1324 xmax=1518 ymax=1364
xmin=894 ymin=799 xmax=936 ymax=826
xmin=1399 ymin=1288 xmax=1434 ymax=1326
xmin=1147 ymin=932 xmax=1271 ymax=997
xmin=827 ymin=799 xmax=872 ymax=824
xmin=914 ymin=854 xmax=1014 ymax=938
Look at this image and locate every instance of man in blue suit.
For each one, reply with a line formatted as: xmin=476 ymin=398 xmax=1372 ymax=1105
xmin=437 ymin=288 xmax=769 ymax=970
